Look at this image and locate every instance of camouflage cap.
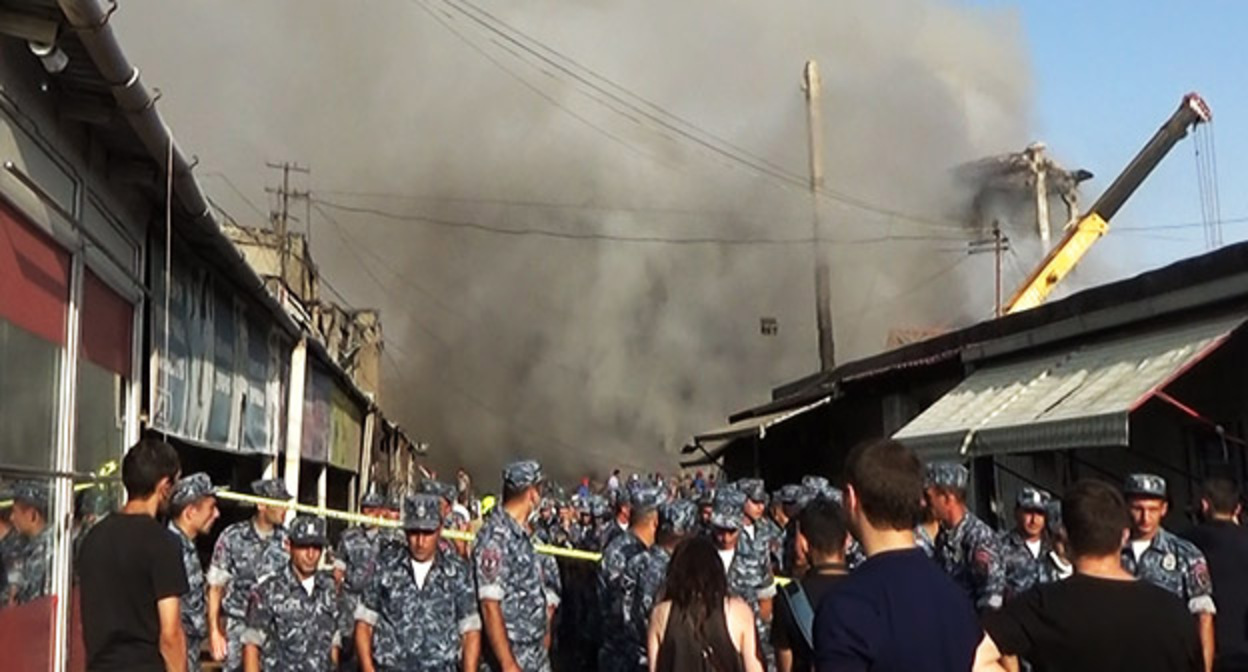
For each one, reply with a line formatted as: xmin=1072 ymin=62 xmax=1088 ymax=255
xmin=630 ymin=485 xmax=667 ymax=515
xmin=659 ymin=499 xmax=698 ymax=536
xmin=710 ymin=488 xmax=746 ymax=531
xmin=403 ymin=493 xmax=443 ymax=532
xmin=777 ymin=484 xmax=804 ymax=505
xmin=288 ymin=515 xmax=328 ymax=546
xmin=924 ymin=462 xmax=969 ymax=490
xmin=1124 ymin=473 xmax=1167 ymax=499
xmin=1015 ymin=487 xmax=1050 ymax=512
xmin=736 ymin=478 xmax=767 ymax=503
xmin=384 ymin=492 xmax=404 ymax=512
xmin=11 ymin=480 xmax=49 ymax=514
xmin=359 ymin=490 xmax=387 ymax=509
xmin=418 ymin=480 xmax=458 ymax=504
xmin=502 ymin=460 xmax=544 ymax=491
xmin=590 ymin=494 xmax=611 ymax=519
xmin=171 ymin=473 xmax=220 ymax=509
xmin=250 ymin=478 xmax=292 ymax=502
xmin=801 ymin=475 xmax=841 ymax=504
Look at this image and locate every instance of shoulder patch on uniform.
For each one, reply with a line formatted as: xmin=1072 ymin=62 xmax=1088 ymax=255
xmin=480 ymin=545 xmax=502 ymax=583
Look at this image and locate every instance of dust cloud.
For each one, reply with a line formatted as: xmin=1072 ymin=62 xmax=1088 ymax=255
xmin=115 ymin=0 xmax=1034 ymax=481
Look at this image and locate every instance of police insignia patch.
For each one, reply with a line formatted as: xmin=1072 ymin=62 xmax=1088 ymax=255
xmin=1162 ymin=553 xmax=1176 ymax=571
xmin=481 ymin=546 xmax=502 ymax=581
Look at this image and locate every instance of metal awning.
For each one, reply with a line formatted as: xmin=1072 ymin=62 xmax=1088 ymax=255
xmin=680 ymin=396 xmax=832 ymax=467
xmin=892 ymin=314 xmax=1245 ymax=459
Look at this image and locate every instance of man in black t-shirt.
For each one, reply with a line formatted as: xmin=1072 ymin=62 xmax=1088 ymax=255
xmin=79 ymin=437 xmax=189 ymax=672
xmin=775 ymin=499 xmax=849 ymax=672
xmin=1185 ymin=477 xmax=1248 ymax=672
xmin=975 ymin=479 xmax=1201 ymax=672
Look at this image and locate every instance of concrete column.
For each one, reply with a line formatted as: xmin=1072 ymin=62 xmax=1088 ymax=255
xmin=283 ymin=337 xmax=308 ymax=512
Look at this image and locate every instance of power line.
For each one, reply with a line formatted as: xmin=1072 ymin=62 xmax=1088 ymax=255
xmin=406 ymin=0 xmax=969 ymax=233
xmin=201 ymin=171 xmax=269 ymax=221
xmin=312 ymin=197 xmax=970 ymax=246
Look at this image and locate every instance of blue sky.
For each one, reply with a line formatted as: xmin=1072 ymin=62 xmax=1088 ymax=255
xmin=986 ymin=0 xmax=1246 ymax=278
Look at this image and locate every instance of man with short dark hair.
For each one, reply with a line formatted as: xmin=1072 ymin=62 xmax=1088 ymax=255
xmin=813 ymin=440 xmax=981 ymax=672
xmin=1185 ymin=476 xmax=1248 ymax=672
xmin=976 ymin=479 xmax=1202 ymax=672
xmin=1122 ymin=473 xmax=1216 ymax=672
xmin=169 ymin=473 xmax=221 ymax=671
xmin=80 ymin=436 xmax=188 ymax=672
xmin=624 ymin=499 xmax=697 ymax=666
xmin=775 ymin=499 xmax=850 ymax=672
xmin=925 ymin=462 xmax=1006 ymax=612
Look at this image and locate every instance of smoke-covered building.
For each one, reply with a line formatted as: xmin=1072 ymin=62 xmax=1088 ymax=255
xmin=688 ymin=242 xmax=1248 ymax=530
xmin=0 ymin=2 xmax=418 ymax=669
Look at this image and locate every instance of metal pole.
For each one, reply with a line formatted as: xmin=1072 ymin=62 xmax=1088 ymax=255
xmin=994 ymin=221 xmax=1003 ymax=318
xmin=803 ymin=61 xmax=836 ymax=371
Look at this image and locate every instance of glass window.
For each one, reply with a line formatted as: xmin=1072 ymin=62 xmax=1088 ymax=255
xmin=75 ymin=271 xmax=133 ymax=475
xmin=0 ymin=203 xmax=69 ymax=470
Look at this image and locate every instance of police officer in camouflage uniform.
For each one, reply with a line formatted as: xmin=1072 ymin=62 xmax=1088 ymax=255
xmin=7 ymin=480 xmax=51 ymax=605
xmin=209 ymin=478 xmax=292 ymax=671
xmin=739 ymin=479 xmax=783 ymax=572
xmin=999 ymin=487 xmax=1055 ymax=600
xmin=474 ymin=460 xmax=556 ymax=672
xmin=598 ymin=486 xmax=665 ymax=672
xmin=623 ymin=499 xmax=698 ymax=669
xmin=602 ymin=488 xmax=631 ymax=550
xmin=1121 ymin=473 xmax=1216 ymax=668
xmin=0 ymin=503 xmax=24 ymax=606
xmin=355 ymin=493 xmax=481 ymax=672
xmin=334 ymin=490 xmax=393 ymax=672
xmin=170 ymin=473 xmax=222 ymax=671
xmin=924 ymin=462 xmax=1006 ymax=612
xmin=242 ymin=515 xmax=340 ymax=671
xmin=711 ymin=488 xmax=776 ymax=671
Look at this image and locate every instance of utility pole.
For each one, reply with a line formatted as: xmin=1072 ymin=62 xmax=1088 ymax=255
xmin=265 ymin=161 xmax=310 ymax=282
xmin=803 ymin=60 xmax=836 ymax=372
xmin=968 ymin=220 xmax=1010 ymax=317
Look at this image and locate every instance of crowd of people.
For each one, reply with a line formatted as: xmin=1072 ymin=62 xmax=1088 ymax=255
xmin=31 ymin=434 xmax=1246 ymax=672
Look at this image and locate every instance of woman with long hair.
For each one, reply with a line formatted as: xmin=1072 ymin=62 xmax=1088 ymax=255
xmin=647 ymin=536 xmax=762 ymax=672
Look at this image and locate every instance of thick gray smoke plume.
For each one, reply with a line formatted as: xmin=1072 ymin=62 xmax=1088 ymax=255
xmin=116 ymin=0 xmax=1033 ymax=481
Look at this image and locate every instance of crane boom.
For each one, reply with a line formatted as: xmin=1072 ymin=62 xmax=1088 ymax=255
xmin=1004 ymin=93 xmax=1212 ymax=314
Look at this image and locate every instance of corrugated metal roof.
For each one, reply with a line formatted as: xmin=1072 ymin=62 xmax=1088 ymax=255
xmin=892 ymin=313 xmax=1246 ymax=458
xmin=689 ymin=396 xmax=832 ymax=448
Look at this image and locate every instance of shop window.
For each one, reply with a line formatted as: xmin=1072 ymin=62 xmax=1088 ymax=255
xmin=75 ymin=271 xmax=132 ymax=475
xmin=0 ymin=203 xmax=69 ymax=469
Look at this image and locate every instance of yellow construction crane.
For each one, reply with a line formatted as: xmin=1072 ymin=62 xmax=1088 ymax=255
xmin=1005 ymin=93 xmax=1212 ymax=314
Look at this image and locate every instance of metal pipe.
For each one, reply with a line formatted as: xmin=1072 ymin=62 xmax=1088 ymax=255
xmin=57 ymin=0 xmax=212 ymax=224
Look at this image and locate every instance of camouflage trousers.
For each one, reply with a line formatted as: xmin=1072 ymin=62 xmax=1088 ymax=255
xmin=485 ymin=641 xmax=550 ymax=672
xmin=224 ymin=615 xmax=247 ymax=672
xmin=186 ymin=634 xmax=203 ymax=672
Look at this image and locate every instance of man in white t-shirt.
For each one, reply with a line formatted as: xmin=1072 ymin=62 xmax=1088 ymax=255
xmin=999 ymin=487 xmax=1057 ymax=601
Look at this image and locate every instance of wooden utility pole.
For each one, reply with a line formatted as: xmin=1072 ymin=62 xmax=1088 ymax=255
xmin=968 ymin=220 xmax=1010 ymax=317
xmin=265 ymin=161 xmax=310 ymax=281
xmin=803 ymin=61 xmax=836 ymax=372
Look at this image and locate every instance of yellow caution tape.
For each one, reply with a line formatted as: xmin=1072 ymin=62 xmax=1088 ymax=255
xmin=215 ymin=490 xmax=605 ymax=562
